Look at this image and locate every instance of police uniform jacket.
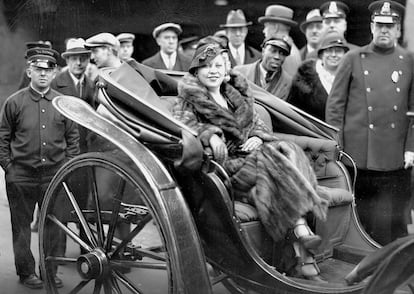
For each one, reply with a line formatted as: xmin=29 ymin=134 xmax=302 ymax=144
xmin=228 ymin=44 xmax=261 ymax=67
xmin=326 ymin=42 xmax=414 ymax=171
xmin=234 ymin=60 xmax=292 ymax=100
xmin=0 ymin=86 xmax=80 ymax=181
xmin=142 ymin=51 xmax=191 ymax=71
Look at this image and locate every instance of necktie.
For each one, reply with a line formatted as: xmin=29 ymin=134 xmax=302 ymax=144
xmin=265 ymin=71 xmax=274 ymax=84
xmin=76 ymin=80 xmax=82 ymax=98
xmin=235 ymin=49 xmax=242 ymax=66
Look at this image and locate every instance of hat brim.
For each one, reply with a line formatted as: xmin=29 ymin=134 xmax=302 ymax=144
xmin=318 ymin=44 xmax=349 ymax=55
xmin=61 ymin=49 xmax=91 ymax=58
xmin=300 ymin=19 xmax=323 ymax=33
xmin=258 ymin=16 xmax=297 ymax=26
xmin=153 ymin=27 xmax=182 ymax=39
xmin=219 ymin=21 xmax=252 ymax=28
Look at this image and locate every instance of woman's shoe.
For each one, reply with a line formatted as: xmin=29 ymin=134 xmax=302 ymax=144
xmin=287 ymin=218 xmax=322 ymax=250
xmin=299 ymin=260 xmax=325 ymax=282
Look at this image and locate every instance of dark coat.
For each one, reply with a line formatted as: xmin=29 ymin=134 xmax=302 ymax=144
xmin=172 ymin=71 xmax=328 ymax=241
xmin=51 ymin=70 xmax=96 ymax=153
xmin=228 ymin=44 xmax=261 ymax=67
xmin=299 ymin=46 xmax=318 ymax=61
xmin=142 ymin=51 xmax=191 ymax=72
xmin=326 ymin=43 xmax=414 ymax=171
xmin=234 ymin=60 xmax=292 ymax=100
xmin=288 ymin=59 xmax=328 ymax=121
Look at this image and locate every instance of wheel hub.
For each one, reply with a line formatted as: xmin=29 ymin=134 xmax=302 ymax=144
xmin=76 ymin=248 xmax=108 ymax=280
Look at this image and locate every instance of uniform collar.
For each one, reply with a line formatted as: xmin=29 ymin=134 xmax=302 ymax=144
xmin=363 ymin=42 xmax=396 ymax=55
xmin=29 ymin=85 xmax=53 ymax=101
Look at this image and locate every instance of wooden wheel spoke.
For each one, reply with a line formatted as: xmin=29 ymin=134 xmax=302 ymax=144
xmin=45 ymin=256 xmax=77 ymax=265
xmin=62 ymin=182 xmax=98 ymax=247
xmin=93 ymin=279 xmax=103 ymax=294
xmin=47 ymin=214 xmax=93 ymax=252
xmin=111 ymin=214 xmax=152 ymax=257
xmin=110 ymin=260 xmax=167 ymax=270
xmin=113 ymin=269 xmax=144 ymax=294
xmin=132 ymin=248 xmax=167 ymax=262
xmin=69 ymin=279 xmax=92 ymax=294
xmin=90 ymin=167 xmax=105 ymax=247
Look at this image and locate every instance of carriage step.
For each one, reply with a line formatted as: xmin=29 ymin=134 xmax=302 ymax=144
xmin=333 ymin=245 xmax=372 ymax=264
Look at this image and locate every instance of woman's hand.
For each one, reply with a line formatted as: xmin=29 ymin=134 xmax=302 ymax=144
xmin=209 ymin=134 xmax=228 ymax=164
xmin=240 ymin=136 xmax=263 ymax=152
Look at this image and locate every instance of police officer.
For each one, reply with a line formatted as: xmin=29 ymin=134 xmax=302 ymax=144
xmin=326 ymin=0 xmax=414 ymax=245
xmin=0 ymin=47 xmax=80 ymax=289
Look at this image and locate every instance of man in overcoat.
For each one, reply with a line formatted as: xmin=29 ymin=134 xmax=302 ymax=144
xmin=325 ymin=0 xmax=414 ymax=245
xmin=234 ymin=35 xmax=292 ymax=100
xmin=220 ymin=9 xmax=261 ymax=67
xmin=299 ymin=9 xmax=324 ymax=61
xmin=0 ymin=47 xmax=80 ymax=288
xmin=142 ymin=23 xmax=191 ymax=71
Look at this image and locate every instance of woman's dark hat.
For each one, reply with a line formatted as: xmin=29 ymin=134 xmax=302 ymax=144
xmin=368 ymin=1 xmax=405 ymax=24
xmin=220 ymin=9 xmax=252 ymax=28
xmin=258 ymin=5 xmax=297 ymax=27
xmin=300 ymin=9 xmax=323 ymax=33
xmin=189 ymin=43 xmax=227 ymax=74
xmin=26 ymin=47 xmax=59 ymax=69
xmin=317 ymin=32 xmax=349 ymax=56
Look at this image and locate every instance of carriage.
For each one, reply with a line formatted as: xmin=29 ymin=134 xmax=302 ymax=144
xmin=37 ymin=62 xmax=411 ymax=294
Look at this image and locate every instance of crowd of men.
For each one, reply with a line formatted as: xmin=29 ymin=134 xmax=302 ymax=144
xmin=0 ymin=0 xmax=413 ymax=289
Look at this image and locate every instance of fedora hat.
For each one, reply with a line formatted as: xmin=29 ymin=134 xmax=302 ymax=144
xmin=258 ymin=5 xmax=297 ymax=27
xmin=61 ymin=38 xmax=91 ymax=58
xmin=300 ymin=9 xmax=323 ymax=33
xmin=220 ymin=9 xmax=252 ymax=28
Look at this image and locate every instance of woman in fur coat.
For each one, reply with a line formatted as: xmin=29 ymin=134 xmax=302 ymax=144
xmin=172 ymin=43 xmax=329 ymax=280
xmin=288 ymin=33 xmax=349 ymax=121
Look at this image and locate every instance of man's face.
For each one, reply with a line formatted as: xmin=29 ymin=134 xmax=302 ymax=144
xmin=66 ymin=54 xmax=90 ymax=78
xmin=371 ymin=21 xmax=400 ymax=48
xmin=27 ymin=65 xmax=56 ymax=91
xmin=305 ymin=22 xmax=324 ymax=47
xmin=322 ymin=17 xmax=347 ymax=37
xmin=263 ymin=22 xmax=279 ymax=39
xmin=156 ymin=30 xmax=178 ymax=55
xmin=91 ymin=47 xmax=111 ymax=68
xmin=261 ymin=45 xmax=287 ymax=72
xmin=119 ymin=42 xmax=134 ymax=61
xmin=226 ymin=26 xmax=248 ymax=48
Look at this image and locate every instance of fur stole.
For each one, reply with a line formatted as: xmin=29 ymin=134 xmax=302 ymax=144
xmin=177 ymin=71 xmax=254 ymax=142
xmin=287 ymin=59 xmax=328 ymax=121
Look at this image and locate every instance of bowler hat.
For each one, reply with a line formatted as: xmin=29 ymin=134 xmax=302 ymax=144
xmin=117 ymin=33 xmax=135 ymax=43
xmin=220 ymin=9 xmax=252 ymax=28
xmin=317 ymin=32 xmax=349 ymax=55
xmin=368 ymin=1 xmax=405 ymax=24
xmin=320 ymin=1 xmax=349 ymax=19
xmin=84 ymin=33 xmax=120 ymax=50
xmin=258 ymin=5 xmax=297 ymax=27
xmin=61 ymin=38 xmax=91 ymax=58
xmin=152 ymin=23 xmax=182 ymax=39
xmin=262 ymin=34 xmax=292 ymax=56
xmin=300 ymin=9 xmax=323 ymax=33
xmin=26 ymin=47 xmax=59 ymax=69
xmin=189 ymin=43 xmax=227 ymax=74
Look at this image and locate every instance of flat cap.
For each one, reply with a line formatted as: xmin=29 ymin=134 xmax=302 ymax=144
xmin=320 ymin=1 xmax=350 ymax=19
xmin=152 ymin=23 xmax=182 ymax=39
xmin=84 ymin=33 xmax=120 ymax=50
xmin=369 ymin=1 xmax=405 ymax=23
xmin=116 ymin=33 xmax=135 ymax=43
xmin=26 ymin=47 xmax=59 ymax=68
xmin=262 ymin=34 xmax=292 ymax=56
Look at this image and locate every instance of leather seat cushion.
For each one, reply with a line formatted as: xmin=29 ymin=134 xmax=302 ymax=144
xmin=235 ymin=201 xmax=259 ymax=222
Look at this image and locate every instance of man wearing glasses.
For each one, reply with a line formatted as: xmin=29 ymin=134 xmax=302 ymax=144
xmin=0 ymin=47 xmax=80 ymax=289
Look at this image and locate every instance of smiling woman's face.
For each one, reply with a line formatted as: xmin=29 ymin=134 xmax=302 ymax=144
xmin=196 ymin=54 xmax=226 ymax=91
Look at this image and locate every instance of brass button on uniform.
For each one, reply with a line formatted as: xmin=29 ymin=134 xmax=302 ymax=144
xmin=41 ymin=125 xmax=46 ymax=129
xmin=364 ymin=70 xmax=369 ymax=75
xmin=391 ymin=123 xmax=395 ymax=128
xmin=368 ymin=106 xmax=373 ymax=111
xmin=399 ymin=55 xmax=403 ymax=60
xmin=42 ymin=142 xmax=46 ymax=146
xmin=369 ymin=124 xmax=374 ymax=129
xmin=396 ymin=87 xmax=400 ymax=92
xmin=393 ymin=105 xmax=398 ymax=111
xmin=41 ymin=158 xmax=46 ymax=162
xmin=41 ymin=109 xmax=45 ymax=113
xmin=366 ymin=88 xmax=371 ymax=93
xmin=361 ymin=54 xmax=366 ymax=58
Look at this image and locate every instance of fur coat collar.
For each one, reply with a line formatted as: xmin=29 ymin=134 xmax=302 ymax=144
xmin=177 ymin=71 xmax=254 ymax=141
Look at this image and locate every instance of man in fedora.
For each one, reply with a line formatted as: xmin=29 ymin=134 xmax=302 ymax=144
xmin=220 ymin=9 xmax=261 ymax=67
xmin=142 ymin=23 xmax=191 ymax=71
xmin=117 ymin=33 xmax=135 ymax=62
xmin=299 ymin=9 xmax=324 ymax=60
xmin=258 ymin=4 xmax=302 ymax=77
xmin=0 ymin=46 xmax=80 ymax=289
xmin=326 ymin=1 xmax=414 ymax=244
xmin=320 ymin=1 xmax=359 ymax=50
xmin=234 ymin=34 xmax=292 ymax=100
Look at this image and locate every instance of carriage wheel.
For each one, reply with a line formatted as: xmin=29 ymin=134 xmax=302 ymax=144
xmin=39 ymin=152 xmax=209 ymax=294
